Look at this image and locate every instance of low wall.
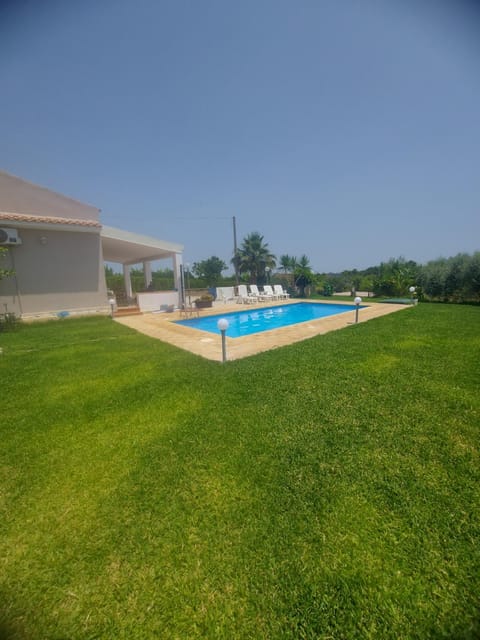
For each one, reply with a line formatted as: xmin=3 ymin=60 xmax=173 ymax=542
xmin=136 ymin=291 xmax=180 ymax=312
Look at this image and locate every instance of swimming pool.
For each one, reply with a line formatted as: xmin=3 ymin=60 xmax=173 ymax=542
xmin=175 ymin=302 xmax=364 ymax=338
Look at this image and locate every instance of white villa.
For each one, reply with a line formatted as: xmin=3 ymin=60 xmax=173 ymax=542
xmin=0 ymin=170 xmax=184 ymax=319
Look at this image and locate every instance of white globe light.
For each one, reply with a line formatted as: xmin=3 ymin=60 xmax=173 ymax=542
xmin=217 ymin=318 xmax=229 ymax=331
xmin=108 ymin=298 xmax=116 ymax=305
xmin=354 ymin=296 xmax=362 ymax=305
xmin=409 ymin=286 xmax=416 ymax=293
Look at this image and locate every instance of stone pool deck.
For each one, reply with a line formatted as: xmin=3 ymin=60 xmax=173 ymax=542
xmin=114 ymin=299 xmax=409 ymax=362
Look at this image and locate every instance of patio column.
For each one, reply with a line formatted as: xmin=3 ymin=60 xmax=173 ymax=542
xmin=143 ymin=261 xmax=152 ymax=289
xmin=123 ymin=264 xmax=133 ymax=301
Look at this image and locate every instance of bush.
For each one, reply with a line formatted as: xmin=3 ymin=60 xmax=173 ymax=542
xmin=0 ymin=312 xmax=19 ymax=332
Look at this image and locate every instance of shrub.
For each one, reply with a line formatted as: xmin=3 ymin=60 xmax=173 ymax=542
xmin=0 ymin=312 xmax=19 ymax=332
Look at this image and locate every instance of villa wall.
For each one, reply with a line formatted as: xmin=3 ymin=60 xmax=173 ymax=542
xmin=0 ymin=171 xmax=183 ymax=319
xmin=0 ymin=227 xmax=108 ymax=318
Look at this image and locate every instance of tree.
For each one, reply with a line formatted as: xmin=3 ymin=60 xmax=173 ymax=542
xmin=0 ymin=247 xmax=14 ymax=281
xmin=373 ymin=257 xmax=418 ymax=297
xmin=279 ymin=254 xmax=295 ymax=275
xmin=0 ymin=248 xmax=15 ymax=327
xmin=279 ymin=254 xmax=297 ymax=288
xmin=192 ymin=256 xmax=227 ymax=287
xmin=419 ymin=252 xmax=480 ymax=302
xmin=463 ymin=252 xmax=480 ymax=301
xmin=105 ymin=265 xmax=125 ymax=292
xmin=418 ymin=258 xmax=448 ymax=299
xmin=294 ymin=254 xmax=315 ymax=297
xmin=444 ymin=253 xmax=467 ymax=300
xmin=232 ymin=232 xmax=276 ymax=285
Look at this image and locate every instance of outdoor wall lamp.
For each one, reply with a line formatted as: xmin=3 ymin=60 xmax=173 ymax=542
xmin=354 ymin=296 xmax=362 ymax=323
xmin=217 ymin=318 xmax=229 ymax=363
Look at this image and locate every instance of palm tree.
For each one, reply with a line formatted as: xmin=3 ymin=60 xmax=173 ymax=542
xmin=294 ymin=254 xmax=315 ymax=297
xmin=279 ymin=254 xmax=293 ymax=275
xmin=279 ymin=254 xmax=296 ymax=289
xmin=298 ymin=254 xmax=310 ymax=269
xmin=232 ymin=232 xmax=276 ymax=285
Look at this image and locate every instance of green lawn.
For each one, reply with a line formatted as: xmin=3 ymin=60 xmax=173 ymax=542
xmin=1 ymin=304 xmax=479 ymax=639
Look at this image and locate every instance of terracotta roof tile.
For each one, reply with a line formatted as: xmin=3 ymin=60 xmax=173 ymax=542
xmin=0 ymin=212 xmax=101 ymax=228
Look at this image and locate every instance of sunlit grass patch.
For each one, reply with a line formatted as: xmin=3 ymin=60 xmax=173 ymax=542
xmin=1 ymin=306 xmax=479 ymax=638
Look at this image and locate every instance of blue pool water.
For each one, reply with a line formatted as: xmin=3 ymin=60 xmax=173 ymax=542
xmin=175 ymin=302 xmax=364 ymax=338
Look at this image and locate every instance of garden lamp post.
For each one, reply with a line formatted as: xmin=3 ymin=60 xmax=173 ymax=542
xmin=108 ymin=298 xmax=116 ymax=319
xmin=409 ymin=286 xmax=416 ymax=305
xmin=354 ymin=296 xmax=362 ymax=324
xmin=265 ymin=266 xmax=270 ymax=285
xmin=217 ymin=318 xmax=229 ymax=363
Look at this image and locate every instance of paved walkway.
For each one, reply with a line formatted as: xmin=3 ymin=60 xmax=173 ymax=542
xmin=114 ymin=299 xmax=408 ymax=362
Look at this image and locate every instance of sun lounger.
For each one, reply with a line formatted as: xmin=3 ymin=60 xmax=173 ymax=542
xmin=237 ymin=284 xmax=257 ymax=304
xmin=249 ymin=284 xmax=273 ymax=301
xmin=263 ymin=285 xmax=278 ymax=300
xmin=274 ymin=284 xmax=290 ymax=299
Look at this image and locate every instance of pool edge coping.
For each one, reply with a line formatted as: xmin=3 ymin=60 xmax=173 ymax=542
xmin=173 ymin=300 xmax=368 ymax=337
xmin=114 ymin=299 xmax=411 ymax=362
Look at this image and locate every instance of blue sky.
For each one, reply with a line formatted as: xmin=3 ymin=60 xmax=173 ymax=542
xmin=1 ymin=0 xmax=479 ymax=273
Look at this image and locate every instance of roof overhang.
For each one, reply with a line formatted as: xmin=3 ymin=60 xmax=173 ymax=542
xmin=101 ymin=225 xmax=183 ymax=265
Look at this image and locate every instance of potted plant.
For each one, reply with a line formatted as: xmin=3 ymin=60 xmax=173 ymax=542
xmin=194 ymin=294 xmax=214 ymax=309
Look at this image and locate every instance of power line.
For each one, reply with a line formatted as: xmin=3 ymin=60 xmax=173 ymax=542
xmin=175 ymin=215 xmax=240 ymax=283
xmin=174 ymin=216 xmax=232 ymax=221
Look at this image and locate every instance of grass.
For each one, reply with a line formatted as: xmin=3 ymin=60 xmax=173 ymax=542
xmin=1 ymin=304 xmax=479 ymax=639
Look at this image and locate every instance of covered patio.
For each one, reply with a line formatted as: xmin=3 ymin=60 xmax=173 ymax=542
xmin=101 ymin=225 xmax=184 ymax=309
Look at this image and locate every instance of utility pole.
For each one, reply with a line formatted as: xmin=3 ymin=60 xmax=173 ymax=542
xmin=180 ymin=265 xmax=186 ymax=307
xmin=233 ymin=215 xmax=239 ymax=285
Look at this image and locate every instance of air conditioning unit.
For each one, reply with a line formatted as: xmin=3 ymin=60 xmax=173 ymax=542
xmin=0 ymin=228 xmax=21 ymax=246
